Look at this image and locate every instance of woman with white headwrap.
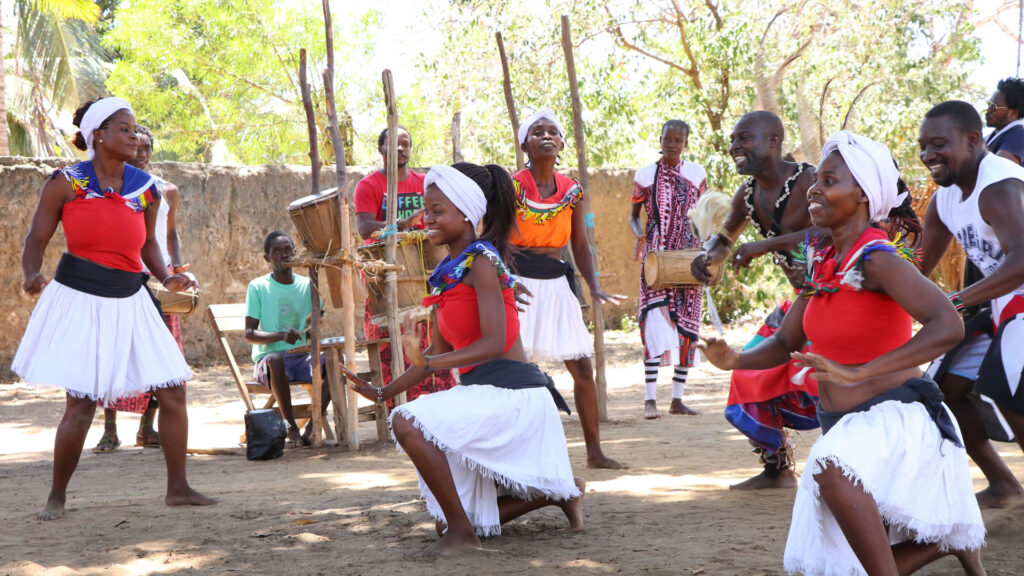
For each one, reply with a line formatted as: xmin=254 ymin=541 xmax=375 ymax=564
xmin=701 ymin=132 xmax=985 ymax=574
xmin=15 ymin=98 xmax=217 ymax=520
xmin=511 ymin=107 xmax=627 ymax=469
xmin=346 ymin=162 xmax=583 ymax=557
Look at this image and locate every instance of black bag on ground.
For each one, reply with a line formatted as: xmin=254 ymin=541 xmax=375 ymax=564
xmin=245 ymin=409 xmax=287 ymax=461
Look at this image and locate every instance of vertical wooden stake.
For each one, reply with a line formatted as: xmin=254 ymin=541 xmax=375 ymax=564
xmin=322 ymin=0 xmax=359 ymax=449
xmin=299 ymin=47 xmax=326 ymax=445
xmin=496 ymin=32 xmax=524 ymax=171
xmin=382 ymin=69 xmax=406 ymax=406
xmin=560 ymin=15 xmax=608 ymax=421
xmin=451 ymin=111 xmax=463 ymax=163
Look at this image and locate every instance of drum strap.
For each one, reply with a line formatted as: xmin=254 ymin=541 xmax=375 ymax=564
xmin=460 ymin=359 xmax=571 ymax=415
xmin=55 ymin=252 xmax=161 ymax=313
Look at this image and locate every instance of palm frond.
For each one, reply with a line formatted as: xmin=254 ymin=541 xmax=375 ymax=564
xmin=30 ymin=0 xmax=100 ymax=24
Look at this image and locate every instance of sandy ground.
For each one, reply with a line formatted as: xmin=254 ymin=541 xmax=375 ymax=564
xmin=1 ymin=326 xmax=1023 ymax=576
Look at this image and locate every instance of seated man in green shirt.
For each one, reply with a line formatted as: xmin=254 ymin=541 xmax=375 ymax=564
xmin=245 ymin=231 xmax=327 ymax=447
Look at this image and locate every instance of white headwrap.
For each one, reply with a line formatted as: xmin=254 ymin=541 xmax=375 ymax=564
xmin=820 ymin=131 xmax=906 ymax=222
xmin=517 ymin=107 xmax=565 ymax=145
xmin=424 ymin=164 xmax=487 ymax=227
xmin=81 ymin=97 xmax=134 ymax=160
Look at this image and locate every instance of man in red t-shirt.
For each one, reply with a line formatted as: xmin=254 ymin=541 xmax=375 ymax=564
xmin=355 ymin=126 xmax=455 ymax=399
xmin=354 ymin=125 xmax=425 ymax=243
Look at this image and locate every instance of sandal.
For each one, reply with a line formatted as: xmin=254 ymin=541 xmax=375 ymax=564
xmin=92 ymin=432 xmax=121 ymax=454
xmin=135 ymin=415 xmax=161 ymax=448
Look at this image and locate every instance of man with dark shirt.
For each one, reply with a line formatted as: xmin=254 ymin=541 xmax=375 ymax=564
xmin=985 ymin=77 xmax=1024 ymax=165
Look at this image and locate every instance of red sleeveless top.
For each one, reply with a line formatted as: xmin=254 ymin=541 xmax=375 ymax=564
xmin=802 ymin=227 xmax=912 ymax=364
xmin=57 ymin=162 xmax=160 ymax=273
xmin=422 ymin=284 xmax=519 ymax=374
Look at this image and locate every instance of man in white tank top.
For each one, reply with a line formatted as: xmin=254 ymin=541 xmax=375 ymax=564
xmin=93 ymin=125 xmax=190 ymax=453
xmin=919 ymin=100 xmax=1024 ymax=509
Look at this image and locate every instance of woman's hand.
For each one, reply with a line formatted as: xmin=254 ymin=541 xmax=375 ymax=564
xmin=162 ymin=273 xmax=197 ymax=293
xmin=23 ymin=273 xmax=49 ymax=296
xmin=341 ymin=363 xmax=381 ymax=403
xmin=697 ymin=336 xmax=739 ymax=371
xmin=591 ymin=288 xmax=626 ymax=306
xmin=401 ymin=317 xmax=428 ymax=368
xmin=514 ymin=282 xmax=533 ymax=313
xmin=791 ymin=351 xmax=861 ymax=387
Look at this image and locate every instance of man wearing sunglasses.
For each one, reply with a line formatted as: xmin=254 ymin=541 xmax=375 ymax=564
xmin=985 ymin=77 xmax=1024 ymax=166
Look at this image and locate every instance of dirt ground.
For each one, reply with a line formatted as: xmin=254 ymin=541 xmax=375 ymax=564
xmin=1 ymin=326 xmax=1022 ymax=576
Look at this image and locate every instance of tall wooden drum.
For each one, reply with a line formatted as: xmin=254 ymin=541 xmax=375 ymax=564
xmin=359 ymin=232 xmax=447 ymax=325
xmin=287 ymin=188 xmax=345 ymax=308
xmin=644 ymin=248 xmax=722 ymax=290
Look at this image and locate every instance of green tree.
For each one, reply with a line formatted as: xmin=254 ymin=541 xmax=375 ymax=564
xmin=3 ymin=0 xmax=109 ymax=156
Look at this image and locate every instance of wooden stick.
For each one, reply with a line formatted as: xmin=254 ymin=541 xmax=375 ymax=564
xmin=451 ymin=111 xmax=463 ymax=163
xmin=382 ymin=69 xmax=406 ymax=406
xmin=300 ymin=47 xmax=327 ymax=444
xmin=560 ymin=15 xmax=608 ymax=421
xmin=496 ymin=32 xmax=524 ymax=171
xmin=322 ymin=0 xmax=360 ymax=449
xmin=299 ymin=49 xmax=321 ymax=196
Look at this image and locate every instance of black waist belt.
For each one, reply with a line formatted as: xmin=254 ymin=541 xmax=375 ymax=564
xmin=54 ymin=252 xmax=161 ymax=313
xmin=511 ymin=249 xmax=580 ymax=298
xmin=459 ymin=358 xmax=571 ymax=415
xmin=817 ymin=377 xmax=961 ymax=447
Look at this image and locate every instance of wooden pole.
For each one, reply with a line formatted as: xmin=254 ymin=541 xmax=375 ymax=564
xmin=496 ymin=32 xmax=524 ymax=171
xmin=322 ymin=0 xmax=360 ymax=450
xmin=299 ymin=48 xmax=327 ymax=446
xmin=560 ymin=15 xmax=608 ymax=421
xmin=451 ymin=111 xmax=463 ymax=163
xmin=382 ymin=69 xmax=406 ymax=406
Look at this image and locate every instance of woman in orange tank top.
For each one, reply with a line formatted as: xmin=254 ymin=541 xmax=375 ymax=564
xmin=701 ymin=132 xmax=984 ymax=575
xmin=510 ymin=108 xmax=627 ymax=469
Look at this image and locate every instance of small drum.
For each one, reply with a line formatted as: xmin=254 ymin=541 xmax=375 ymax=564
xmin=359 ymin=232 xmax=448 ymax=325
xmin=147 ymin=278 xmax=200 ymax=316
xmin=644 ymin=249 xmax=722 ymax=289
xmin=287 ymin=188 xmax=341 ymax=257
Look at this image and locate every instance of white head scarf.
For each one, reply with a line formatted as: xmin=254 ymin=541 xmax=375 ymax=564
xmin=424 ymin=164 xmax=487 ymax=227
xmin=81 ymin=97 xmax=134 ymax=160
xmin=820 ymin=131 xmax=906 ymax=222
xmin=517 ymin=107 xmax=565 ymax=145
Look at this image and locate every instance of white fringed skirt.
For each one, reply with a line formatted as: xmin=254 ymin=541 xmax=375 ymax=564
xmin=390 ymin=384 xmax=581 ymax=537
xmin=517 ymin=276 xmax=592 ymax=362
xmin=12 ymin=280 xmax=192 ymax=405
xmin=783 ymin=400 xmax=985 ymax=576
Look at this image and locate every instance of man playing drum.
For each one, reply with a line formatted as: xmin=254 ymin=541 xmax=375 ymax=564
xmin=93 ymin=125 xmax=190 ymax=453
xmin=629 ymin=119 xmax=705 ymax=419
xmin=691 ymin=111 xmax=821 ymax=489
xmin=354 ymin=126 xmax=456 ymax=401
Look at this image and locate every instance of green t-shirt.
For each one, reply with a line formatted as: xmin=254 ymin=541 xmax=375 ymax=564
xmin=245 ymin=273 xmax=312 ymax=362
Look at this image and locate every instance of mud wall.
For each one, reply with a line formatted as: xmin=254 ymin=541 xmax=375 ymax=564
xmin=0 ymin=158 xmax=641 ymax=373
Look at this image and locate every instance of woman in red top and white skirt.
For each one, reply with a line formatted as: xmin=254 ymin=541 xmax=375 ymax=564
xmin=347 ymin=162 xmax=583 ymax=558
xmin=701 ymin=132 xmax=984 ymax=575
xmin=15 ymin=98 xmax=217 ymax=520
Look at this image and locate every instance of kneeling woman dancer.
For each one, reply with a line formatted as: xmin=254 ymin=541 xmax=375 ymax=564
xmin=701 ymin=132 xmax=985 ymax=575
xmin=347 ymin=162 xmax=583 ymax=557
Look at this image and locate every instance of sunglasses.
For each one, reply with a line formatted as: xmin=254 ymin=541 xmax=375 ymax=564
xmin=986 ymin=100 xmax=1007 ymax=112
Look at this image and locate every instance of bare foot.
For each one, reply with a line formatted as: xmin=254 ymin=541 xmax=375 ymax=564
xmin=952 ymin=547 xmax=987 ymax=576
xmin=558 ymin=477 xmax=585 ymax=532
xmin=37 ymin=494 xmax=66 ymax=521
xmin=729 ymin=469 xmax=798 ymax=490
xmin=643 ymin=400 xmax=661 ymax=420
xmin=414 ymin=529 xmax=482 ymax=558
xmin=975 ymin=485 xmax=1024 ymax=509
xmin=669 ymin=398 xmax=700 ymax=415
xmin=435 ymin=520 xmax=446 ymax=536
xmin=586 ymin=453 xmax=628 ymax=470
xmin=165 ymin=486 xmax=219 ymax=507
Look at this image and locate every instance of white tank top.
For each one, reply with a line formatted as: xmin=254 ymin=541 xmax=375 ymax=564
xmin=143 ymin=178 xmax=172 ymax=273
xmin=935 ymin=153 xmax=1024 ymax=321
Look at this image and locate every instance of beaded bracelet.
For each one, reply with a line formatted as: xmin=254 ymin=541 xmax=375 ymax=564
xmin=374 ymin=385 xmax=384 ymax=405
xmin=424 ymin=356 xmax=432 ymax=372
xmin=947 ymin=291 xmax=966 ymax=313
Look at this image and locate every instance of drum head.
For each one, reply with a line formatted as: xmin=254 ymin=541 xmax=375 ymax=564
xmin=287 ymin=187 xmax=339 ymax=210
